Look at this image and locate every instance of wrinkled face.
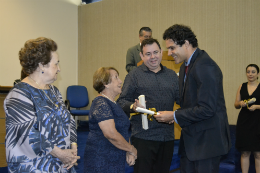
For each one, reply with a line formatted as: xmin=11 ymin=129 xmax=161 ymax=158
xmin=106 ymin=69 xmax=122 ymax=96
xmin=246 ymin=66 xmax=259 ymax=82
xmin=140 ymin=43 xmax=162 ymax=73
xmin=43 ymin=51 xmax=60 ymax=83
xmin=166 ymin=39 xmax=189 ymax=64
xmin=139 ymin=31 xmax=152 ymax=43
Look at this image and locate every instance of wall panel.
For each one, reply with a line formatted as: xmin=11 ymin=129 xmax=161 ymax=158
xmin=79 ymin=0 xmax=260 ymax=124
xmin=0 ymin=0 xmax=80 ymax=98
xmin=0 ymin=92 xmax=9 ymax=167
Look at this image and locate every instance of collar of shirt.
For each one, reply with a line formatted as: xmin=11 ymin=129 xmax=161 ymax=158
xmin=140 ymin=63 xmax=165 ymax=73
xmin=185 ymin=48 xmax=197 ymax=67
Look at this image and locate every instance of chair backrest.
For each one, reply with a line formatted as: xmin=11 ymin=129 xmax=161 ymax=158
xmin=67 ymin=85 xmax=89 ymax=108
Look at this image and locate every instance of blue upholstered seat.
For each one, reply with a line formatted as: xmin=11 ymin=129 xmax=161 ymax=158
xmin=65 ymin=85 xmax=90 ymax=126
xmin=70 ymin=109 xmax=90 ymax=115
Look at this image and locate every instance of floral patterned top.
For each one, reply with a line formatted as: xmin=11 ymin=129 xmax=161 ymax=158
xmin=4 ymin=82 xmax=77 ymax=173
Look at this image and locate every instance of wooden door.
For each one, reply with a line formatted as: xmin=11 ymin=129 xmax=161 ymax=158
xmin=0 ymin=86 xmax=12 ymax=167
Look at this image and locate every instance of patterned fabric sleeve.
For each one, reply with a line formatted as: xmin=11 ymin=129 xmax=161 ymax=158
xmin=69 ymin=117 xmax=77 ymax=143
xmin=92 ymin=98 xmax=114 ymax=122
xmin=5 ymin=88 xmax=54 ymax=158
xmin=53 ymin=86 xmax=77 ymax=143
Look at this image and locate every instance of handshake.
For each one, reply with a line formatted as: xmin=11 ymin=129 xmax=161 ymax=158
xmin=136 ymin=107 xmax=175 ymax=124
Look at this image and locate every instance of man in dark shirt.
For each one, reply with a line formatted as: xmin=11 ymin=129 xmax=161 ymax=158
xmin=117 ymin=38 xmax=179 ymax=173
xmin=125 ymin=27 xmax=152 ymax=73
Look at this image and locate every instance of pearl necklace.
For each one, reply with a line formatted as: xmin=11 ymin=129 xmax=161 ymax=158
xmin=29 ymin=76 xmax=58 ymax=107
xmin=101 ymin=93 xmax=116 ymax=104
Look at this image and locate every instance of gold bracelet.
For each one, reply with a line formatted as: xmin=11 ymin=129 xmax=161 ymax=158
xmin=71 ymin=142 xmax=78 ymax=147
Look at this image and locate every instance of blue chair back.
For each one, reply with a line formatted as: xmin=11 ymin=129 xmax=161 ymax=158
xmin=67 ymin=85 xmax=89 ymax=108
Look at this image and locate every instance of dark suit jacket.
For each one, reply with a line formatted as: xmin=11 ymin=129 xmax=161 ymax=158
xmin=126 ymin=43 xmax=141 ymax=73
xmin=176 ymin=48 xmax=231 ymax=161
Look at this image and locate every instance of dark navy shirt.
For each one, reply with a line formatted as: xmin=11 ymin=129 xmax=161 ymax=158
xmin=117 ymin=63 xmax=180 ymax=141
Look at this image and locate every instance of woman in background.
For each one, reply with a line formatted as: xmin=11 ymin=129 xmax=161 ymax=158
xmin=5 ymin=37 xmax=79 ymax=172
xmin=84 ymin=67 xmax=137 ymax=173
xmin=235 ymin=64 xmax=260 ymax=173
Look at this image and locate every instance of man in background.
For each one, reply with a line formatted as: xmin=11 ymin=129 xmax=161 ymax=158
xmin=125 ymin=27 xmax=152 ymax=73
xmin=154 ymin=24 xmax=231 ymax=173
xmin=118 ymin=38 xmax=179 ymax=173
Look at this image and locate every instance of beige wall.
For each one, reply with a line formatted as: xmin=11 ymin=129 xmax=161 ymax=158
xmin=78 ymin=0 xmax=260 ymax=124
xmin=0 ymin=0 xmax=81 ymax=98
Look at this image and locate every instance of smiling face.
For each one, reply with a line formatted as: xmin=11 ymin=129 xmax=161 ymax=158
xmin=140 ymin=42 xmax=162 ymax=73
xmin=43 ymin=51 xmax=60 ymax=84
xmin=106 ymin=69 xmax=122 ymax=96
xmin=166 ymin=39 xmax=189 ymax=64
xmin=246 ymin=66 xmax=259 ymax=82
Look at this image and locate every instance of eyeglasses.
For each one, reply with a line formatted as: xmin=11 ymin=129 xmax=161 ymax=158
xmin=144 ymin=50 xmax=160 ymax=58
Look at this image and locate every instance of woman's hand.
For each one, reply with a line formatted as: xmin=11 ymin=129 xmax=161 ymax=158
xmin=50 ymin=146 xmax=80 ymax=170
xmin=240 ymin=101 xmax=246 ymax=107
xmin=129 ymin=145 xmax=137 ymax=159
xmin=248 ymin=105 xmax=258 ymax=111
xmin=67 ymin=145 xmax=78 ymax=168
xmin=126 ymin=145 xmax=137 ymax=166
xmin=59 ymin=149 xmax=80 ymax=169
xmin=126 ymin=152 xmax=136 ymax=166
xmin=71 ymin=144 xmax=78 ymax=156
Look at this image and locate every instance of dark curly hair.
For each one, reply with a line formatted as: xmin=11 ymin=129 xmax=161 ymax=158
xmin=163 ymin=24 xmax=198 ymax=48
xmin=19 ymin=37 xmax=57 ymax=75
xmin=21 ymin=69 xmax=27 ymax=80
xmin=93 ymin=67 xmax=119 ymax=93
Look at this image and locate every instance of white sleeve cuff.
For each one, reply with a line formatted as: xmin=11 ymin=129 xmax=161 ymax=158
xmin=173 ymin=110 xmax=178 ymax=124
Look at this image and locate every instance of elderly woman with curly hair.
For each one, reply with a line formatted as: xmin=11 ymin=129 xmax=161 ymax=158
xmin=84 ymin=67 xmax=137 ymax=173
xmin=4 ymin=37 xmax=80 ymax=173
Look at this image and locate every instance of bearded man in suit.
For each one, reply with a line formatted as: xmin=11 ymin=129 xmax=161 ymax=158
xmin=154 ymin=24 xmax=231 ymax=173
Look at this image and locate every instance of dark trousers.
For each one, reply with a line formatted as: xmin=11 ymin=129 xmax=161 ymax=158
xmin=180 ymin=152 xmax=221 ymax=173
xmin=131 ymin=137 xmax=174 ymax=173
